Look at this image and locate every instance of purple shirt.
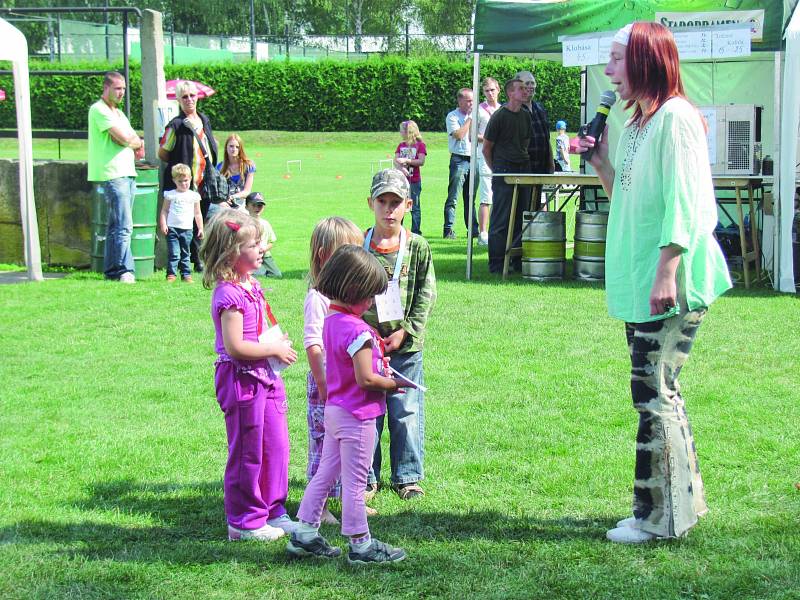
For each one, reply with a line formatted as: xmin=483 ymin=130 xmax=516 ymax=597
xmin=323 ymin=312 xmax=386 ymax=420
xmin=211 ymin=280 xmax=276 ymax=380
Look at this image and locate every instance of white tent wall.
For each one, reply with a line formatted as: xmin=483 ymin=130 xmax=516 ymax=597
xmin=778 ymin=3 xmax=799 ymax=292
xmin=0 ymin=18 xmax=42 ymax=281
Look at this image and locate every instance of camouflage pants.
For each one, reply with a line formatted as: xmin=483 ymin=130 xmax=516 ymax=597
xmin=625 ymin=308 xmax=708 ymax=538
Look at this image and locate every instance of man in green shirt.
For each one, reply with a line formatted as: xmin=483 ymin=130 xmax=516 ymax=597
xmin=87 ymin=71 xmax=143 ymax=283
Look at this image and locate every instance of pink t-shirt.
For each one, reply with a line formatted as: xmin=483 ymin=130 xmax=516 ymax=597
xmin=323 ymin=312 xmax=386 ymax=420
xmin=394 ymin=140 xmax=427 ymax=184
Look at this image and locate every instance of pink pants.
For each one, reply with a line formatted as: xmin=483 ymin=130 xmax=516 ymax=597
xmin=297 ymin=405 xmax=376 ymax=537
xmin=215 ymin=361 xmax=289 ymax=530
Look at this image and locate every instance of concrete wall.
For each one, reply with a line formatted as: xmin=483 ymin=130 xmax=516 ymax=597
xmin=0 ymin=159 xmax=94 ymax=267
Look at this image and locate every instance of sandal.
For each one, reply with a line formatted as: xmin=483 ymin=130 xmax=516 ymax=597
xmin=364 ymin=483 xmax=379 ymax=502
xmin=392 ymin=482 xmax=424 ymax=500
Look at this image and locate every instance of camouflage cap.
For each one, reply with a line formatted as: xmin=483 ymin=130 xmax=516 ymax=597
xmin=370 ymin=168 xmax=410 ymax=199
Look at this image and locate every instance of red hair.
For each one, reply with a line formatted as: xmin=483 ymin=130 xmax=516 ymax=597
xmin=625 ymin=22 xmax=686 ymax=127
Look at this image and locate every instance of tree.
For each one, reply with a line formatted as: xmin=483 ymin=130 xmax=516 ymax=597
xmin=411 ymin=0 xmax=474 ymax=34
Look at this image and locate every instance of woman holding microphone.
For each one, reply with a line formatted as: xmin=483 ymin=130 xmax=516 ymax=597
xmin=579 ymin=22 xmax=731 ymax=544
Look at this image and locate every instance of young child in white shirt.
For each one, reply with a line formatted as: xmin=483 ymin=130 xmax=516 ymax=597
xmin=159 ymin=163 xmax=203 ymax=282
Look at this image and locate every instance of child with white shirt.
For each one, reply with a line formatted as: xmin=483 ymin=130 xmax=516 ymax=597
xmin=159 ymin=163 xmax=203 ymax=282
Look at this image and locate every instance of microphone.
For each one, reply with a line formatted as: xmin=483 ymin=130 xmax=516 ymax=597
xmin=580 ymin=91 xmax=616 ymax=160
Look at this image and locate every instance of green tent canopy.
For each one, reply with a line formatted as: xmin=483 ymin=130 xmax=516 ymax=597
xmin=467 ymin=0 xmax=799 ymax=290
xmin=474 ymin=0 xmax=798 ymax=54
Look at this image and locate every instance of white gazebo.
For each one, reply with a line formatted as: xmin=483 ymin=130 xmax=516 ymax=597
xmin=0 ymin=17 xmax=42 ymax=281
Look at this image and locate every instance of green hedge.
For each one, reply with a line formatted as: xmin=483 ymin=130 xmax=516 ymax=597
xmin=0 ymin=58 xmax=580 ymax=133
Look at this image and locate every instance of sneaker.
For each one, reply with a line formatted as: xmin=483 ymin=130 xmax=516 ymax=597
xmin=347 ymin=538 xmax=406 ymax=565
xmin=478 ymin=232 xmax=489 ymax=246
xmin=616 ymin=516 xmax=637 ymax=529
xmin=286 ymin=532 xmax=342 ymax=559
xmin=228 ymin=523 xmax=285 ymax=542
xmin=606 ymin=525 xmax=657 ymax=544
xmin=166 ymin=274 xmax=177 ymax=282
xmin=364 ymin=483 xmax=378 ymax=502
xmin=267 ymin=514 xmax=299 ymax=534
xmin=443 ymin=229 xmax=456 ymax=239
xmin=181 ymin=275 xmax=193 ymax=283
xmin=119 ymin=272 xmax=136 ymax=284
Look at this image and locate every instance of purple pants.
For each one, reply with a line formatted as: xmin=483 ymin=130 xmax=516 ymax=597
xmin=297 ymin=405 xmax=376 ymax=537
xmin=215 ymin=361 xmax=289 ymax=530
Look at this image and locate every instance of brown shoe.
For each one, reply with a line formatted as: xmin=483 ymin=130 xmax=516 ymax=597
xmin=181 ymin=275 xmax=194 ymax=283
xmin=166 ymin=274 xmax=177 ymax=282
xmin=391 ymin=482 xmax=424 ymax=500
xmin=364 ymin=483 xmax=378 ymax=502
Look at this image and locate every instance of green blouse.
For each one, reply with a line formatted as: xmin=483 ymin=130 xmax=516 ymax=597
xmin=606 ymin=97 xmax=732 ymax=323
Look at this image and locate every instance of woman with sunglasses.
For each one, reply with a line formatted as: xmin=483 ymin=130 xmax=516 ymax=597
xmin=159 ymin=80 xmax=219 ymax=272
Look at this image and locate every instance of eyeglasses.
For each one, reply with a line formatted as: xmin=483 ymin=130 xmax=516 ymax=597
xmin=181 ymin=94 xmax=198 ymax=100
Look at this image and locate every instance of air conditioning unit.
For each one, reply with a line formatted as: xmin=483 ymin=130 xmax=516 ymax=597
xmin=700 ymin=104 xmax=762 ymax=176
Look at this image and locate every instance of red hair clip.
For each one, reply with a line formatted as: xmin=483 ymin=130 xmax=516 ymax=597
xmin=225 ymin=221 xmax=240 ymax=231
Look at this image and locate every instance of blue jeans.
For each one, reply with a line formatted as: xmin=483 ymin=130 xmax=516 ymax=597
xmin=166 ymin=227 xmax=193 ymax=277
xmin=409 ymin=181 xmax=422 ymax=235
xmin=443 ymin=154 xmax=478 ymax=235
xmin=102 ymin=176 xmax=136 ymax=279
xmin=367 ymin=351 xmax=425 ymax=486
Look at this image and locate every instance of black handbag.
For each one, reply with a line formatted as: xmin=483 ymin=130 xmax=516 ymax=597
xmin=184 ymin=118 xmax=229 ymax=203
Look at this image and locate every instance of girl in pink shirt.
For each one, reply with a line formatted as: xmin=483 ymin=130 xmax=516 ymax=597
xmin=200 ymin=209 xmax=299 ymax=542
xmin=289 ymin=245 xmax=410 ymax=565
xmin=303 ymin=217 xmax=363 ymax=525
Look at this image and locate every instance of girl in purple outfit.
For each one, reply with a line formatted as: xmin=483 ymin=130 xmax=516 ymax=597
xmin=200 ymin=209 xmax=299 ymax=542
xmin=288 ymin=245 xmax=410 ymax=565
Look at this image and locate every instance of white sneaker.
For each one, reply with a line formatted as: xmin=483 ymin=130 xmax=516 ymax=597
xmin=478 ymin=232 xmax=489 ymax=246
xmin=616 ymin=516 xmax=637 ymax=528
xmin=267 ymin=514 xmax=299 ymax=534
xmin=606 ymin=525 xmax=657 ymax=544
xmin=228 ymin=523 xmax=285 ymax=542
xmin=119 ymin=272 xmax=136 ymax=284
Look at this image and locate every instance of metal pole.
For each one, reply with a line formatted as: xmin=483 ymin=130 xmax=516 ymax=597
xmin=405 ymin=22 xmax=409 ymax=57
xmin=56 ymin=16 xmax=61 ymax=62
xmin=250 ymin=0 xmax=256 ymax=60
xmin=123 ymin=10 xmax=130 ymax=117
xmin=105 ymin=0 xmax=110 ymax=60
xmin=466 ymin=51 xmax=481 ymax=280
xmin=170 ymin=21 xmax=175 ymax=65
xmin=48 ymin=18 xmax=55 ymax=62
xmin=285 ymin=23 xmax=289 ymax=58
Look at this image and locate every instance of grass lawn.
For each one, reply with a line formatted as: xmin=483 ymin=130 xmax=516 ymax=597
xmin=1 ymin=132 xmax=799 ymax=599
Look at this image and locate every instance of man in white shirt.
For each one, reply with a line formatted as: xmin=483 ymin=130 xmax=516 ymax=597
xmin=443 ymin=88 xmax=479 ymax=240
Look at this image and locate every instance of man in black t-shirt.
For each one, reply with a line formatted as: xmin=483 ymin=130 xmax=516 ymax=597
xmin=482 ymin=78 xmax=532 ymax=274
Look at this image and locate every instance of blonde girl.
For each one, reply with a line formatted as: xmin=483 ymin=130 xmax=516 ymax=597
xmin=304 ymin=217 xmax=364 ymax=525
xmin=200 ymin=209 xmax=299 ymax=541
xmin=289 ymin=245 xmax=409 ymax=564
xmin=394 ymin=120 xmax=427 ymax=235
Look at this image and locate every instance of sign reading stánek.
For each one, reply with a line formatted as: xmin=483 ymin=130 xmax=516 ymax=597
xmin=656 ymin=10 xmax=765 ymax=42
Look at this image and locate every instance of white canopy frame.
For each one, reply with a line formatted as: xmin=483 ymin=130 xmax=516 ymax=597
xmin=0 ymin=17 xmax=42 ymax=281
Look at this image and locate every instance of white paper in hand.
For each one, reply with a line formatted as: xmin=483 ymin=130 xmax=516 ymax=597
xmin=259 ymin=324 xmax=290 ymax=373
xmin=388 ymin=366 xmax=427 ymax=392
